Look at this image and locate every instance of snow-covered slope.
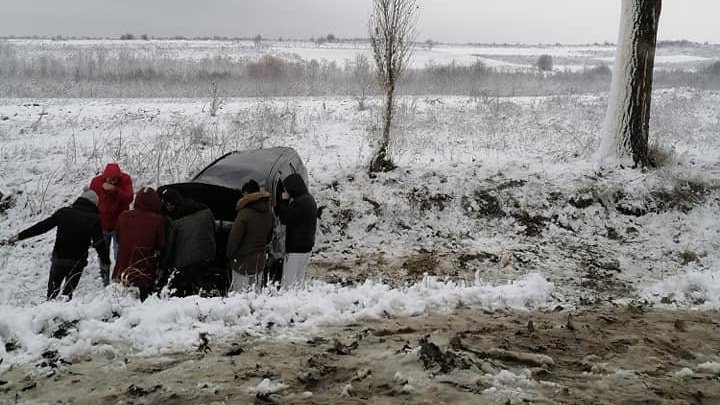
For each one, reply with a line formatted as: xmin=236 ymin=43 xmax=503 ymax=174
xmin=0 ymin=89 xmax=718 ymax=367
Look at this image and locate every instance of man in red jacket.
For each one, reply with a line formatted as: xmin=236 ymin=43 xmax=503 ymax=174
xmin=89 ymin=163 xmax=133 ymax=286
xmin=113 ymin=187 xmax=165 ymax=301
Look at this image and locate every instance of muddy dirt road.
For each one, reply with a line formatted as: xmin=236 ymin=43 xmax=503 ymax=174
xmin=2 ymin=306 xmax=719 ymax=405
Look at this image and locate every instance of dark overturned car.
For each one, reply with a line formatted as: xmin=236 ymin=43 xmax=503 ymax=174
xmin=157 ymin=147 xmax=309 ymax=296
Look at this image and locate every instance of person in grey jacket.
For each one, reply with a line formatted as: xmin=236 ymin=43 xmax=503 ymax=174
xmin=226 ymin=180 xmax=273 ymax=292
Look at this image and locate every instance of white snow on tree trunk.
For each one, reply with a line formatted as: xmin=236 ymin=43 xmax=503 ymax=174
xmin=599 ymin=0 xmax=637 ymax=162
xmin=598 ymin=0 xmax=660 ymax=164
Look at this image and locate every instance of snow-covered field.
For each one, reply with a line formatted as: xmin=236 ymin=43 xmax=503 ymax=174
xmin=0 ymin=40 xmax=719 ymax=403
xmin=1 ymin=88 xmax=718 ymax=367
xmin=5 ymin=38 xmax=718 ymax=71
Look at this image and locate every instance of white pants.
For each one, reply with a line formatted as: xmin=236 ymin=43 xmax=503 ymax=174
xmin=281 ymin=253 xmax=310 ymax=289
xmin=230 ymin=272 xmax=260 ymax=293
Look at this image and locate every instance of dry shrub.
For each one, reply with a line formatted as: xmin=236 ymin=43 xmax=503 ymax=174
xmin=648 ymin=141 xmax=675 ymax=167
xmin=679 ymin=248 xmax=698 ymax=265
xmin=537 ymin=54 xmax=554 ymax=71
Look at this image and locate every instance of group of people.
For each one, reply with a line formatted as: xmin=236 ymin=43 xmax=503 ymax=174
xmin=226 ymin=172 xmax=318 ymax=293
xmin=2 ymin=163 xmax=318 ymax=301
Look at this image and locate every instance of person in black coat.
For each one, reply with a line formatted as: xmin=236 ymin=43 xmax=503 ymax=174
xmin=3 ymin=190 xmax=111 ymax=300
xmin=276 ymin=173 xmax=317 ymax=288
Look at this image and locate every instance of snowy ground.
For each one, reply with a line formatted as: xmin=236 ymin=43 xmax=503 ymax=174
xmin=0 ymin=88 xmax=719 ymax=402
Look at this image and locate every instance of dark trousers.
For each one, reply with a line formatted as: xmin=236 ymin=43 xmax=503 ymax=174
xmin=164 ymin=260 xmax=220 ymax=297
xmin=138 ymin=287 xmax=151 ymax=302
xmin=48 ymin=258 xmax=87 ymax=300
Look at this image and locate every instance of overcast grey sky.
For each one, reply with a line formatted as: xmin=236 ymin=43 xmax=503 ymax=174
xmin=0 ymin=1 xmax=718 ymax=44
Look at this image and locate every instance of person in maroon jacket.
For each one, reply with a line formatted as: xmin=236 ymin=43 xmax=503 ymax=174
xmin=89 ymin=163 xmax=133 ymax=285
xmin=112 ymin=187 xmax=165 ymax=301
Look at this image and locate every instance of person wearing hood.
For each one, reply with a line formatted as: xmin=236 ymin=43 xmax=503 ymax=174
xmin=2 ymin=190 xmax=110 ymax=300
xmin=276 ymin=173 xmax=317 ymax=288
xmin=89 ymin=162 xmax=134 ymax=285
xmin=158 ymin=188 xmax=216 ymax=295
xmin=112 ymin=187 xmax=165 ymax=300
xmin=159 ymin=188 xmax=210 ymax=220
xmin=226 ymin=180 xmax=274 ymax=292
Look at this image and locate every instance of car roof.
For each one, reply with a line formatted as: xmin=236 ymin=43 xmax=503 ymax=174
xmin=192 ymin=147 xmax=297 ymax=189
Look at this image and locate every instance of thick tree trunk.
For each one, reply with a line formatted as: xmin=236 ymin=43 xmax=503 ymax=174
xmin=599 ymin=0 xmax=662 ymax=167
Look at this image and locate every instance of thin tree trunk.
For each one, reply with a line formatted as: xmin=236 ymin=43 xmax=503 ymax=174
xmin=599 ymin=0 xmax=662 ymax=167
xmin=371 ymin=81 xmax=397 ymax=172
xmin=384 ymin=87 xmax=394 ymax=145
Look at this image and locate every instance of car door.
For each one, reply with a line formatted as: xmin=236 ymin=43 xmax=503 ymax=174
xmin=269 ymin=161 xmax=298 ymax=260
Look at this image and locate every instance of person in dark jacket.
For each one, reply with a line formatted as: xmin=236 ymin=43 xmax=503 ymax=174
xmin=3 ymin=190 xmax=110 ymax=300
xmin=159 ymin=188 xmax=216 ymax=296
xmin=160 ymin=188 xmax=209 ymax=220
xmin=276 ymin=173 xmax=317 ymax=288
xmin=89 ymin=163 xmax=134 ymax=286
xmin=112 ymin=187 xmax=165 ymax=300
xmin=227 ymin=180 xmax=274 ymax=292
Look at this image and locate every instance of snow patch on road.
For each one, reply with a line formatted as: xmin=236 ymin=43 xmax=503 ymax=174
xmin=0 ymin=273 xmax=554 ymax=369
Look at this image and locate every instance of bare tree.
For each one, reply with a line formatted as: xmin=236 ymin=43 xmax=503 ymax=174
xmin=352 ymin=54 xmax=373 ymax=111
xmin=253 ymin=34 xmax=263 ymax=49
xmin=599 ymin=0 xmax=662 ymax=167
xmin=207 ymin=81 xmax=225 ymax=117
xmin=368 ymin=0 xmax=419 ymax=172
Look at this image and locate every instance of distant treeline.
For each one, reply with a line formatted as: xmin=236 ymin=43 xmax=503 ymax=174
xmin=1 ymin=40 xmax=719 ymax=98
xmin=0 ymin=34 xmax=372 ymax=44
xmin=2 ymin=35 xmax=716 ymax=47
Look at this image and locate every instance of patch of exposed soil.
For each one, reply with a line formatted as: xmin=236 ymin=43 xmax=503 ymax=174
xmin=310 ymin=250 xmax=503 ymax=287
xmin=401 ymin=252 xmax=440 ymax=278
xmin=461 ymin=190 xmax=505 ymax=218
xmin=407 ymin=186 xmax=453 ymax=212
xmin=309 ymin=245 xmax=635 ymax=301
xmin=511 ymin=209 xmax=548 ymax=237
